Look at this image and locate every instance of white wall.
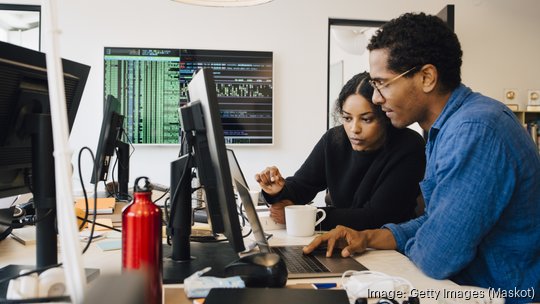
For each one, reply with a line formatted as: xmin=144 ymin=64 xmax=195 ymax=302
xmin=8 ymin=0 xmax=540 ymax=201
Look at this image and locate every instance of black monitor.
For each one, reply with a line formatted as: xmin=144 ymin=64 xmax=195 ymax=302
xmin=90 ymin=95 xmax=129 ymax=200
xmin=0 ymin=41 xmax=90 ymax=290
xmin=163 ymin=68 xmax=245 ymax=283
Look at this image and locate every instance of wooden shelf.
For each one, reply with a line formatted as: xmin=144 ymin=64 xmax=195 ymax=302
xmin=511 ymin=110 xmax=540 ymax=152
xmin=512 ymin=110 xmax=540 ymax=125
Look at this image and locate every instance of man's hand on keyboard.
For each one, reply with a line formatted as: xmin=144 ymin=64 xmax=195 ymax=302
xmin=302 ymin=225 xmax=367 ymax=258
xmin=303 ymin=226 xmax=398 ymax=258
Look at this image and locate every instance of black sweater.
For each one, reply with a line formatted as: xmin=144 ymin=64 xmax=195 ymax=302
xmin=264 ymin=126 xmax=426 ymax=231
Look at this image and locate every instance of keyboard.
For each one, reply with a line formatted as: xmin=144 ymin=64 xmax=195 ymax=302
xmin=272 ymin=246 xmax=330 ymax=273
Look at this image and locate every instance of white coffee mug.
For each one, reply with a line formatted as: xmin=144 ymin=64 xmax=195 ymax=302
xmin=284 ymin=205 xmax=326 ymax=237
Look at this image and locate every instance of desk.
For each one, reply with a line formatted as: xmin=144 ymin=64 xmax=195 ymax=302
xmin=0 ymin=227 xmax=493 ymax=304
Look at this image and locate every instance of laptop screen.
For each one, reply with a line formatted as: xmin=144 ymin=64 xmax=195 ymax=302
xmin=227 ymin=149 xmax=249 ymax=191
xmin=234 ymin=179 xmax=271 ymax=253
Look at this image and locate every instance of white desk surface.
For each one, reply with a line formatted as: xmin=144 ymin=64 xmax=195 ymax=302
xmin=0 ymin=227 xmax=494 ymax=304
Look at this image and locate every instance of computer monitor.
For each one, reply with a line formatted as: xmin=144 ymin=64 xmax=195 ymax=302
xmin=103 ymin=47 xmax=273 ymax=145
xmin=90 ymin=95 xmax=129 ymax=200
xmin=164 ymin=68 xmax=245 ymax=283
xmin=0 ymin=40 xmax=89 ymax=290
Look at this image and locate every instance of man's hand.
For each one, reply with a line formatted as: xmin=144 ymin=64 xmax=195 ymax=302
xmin=302 ymin=226 xmax=397 ymax=258
xmin=269 ymin=200 xmax=294 ymax=224
xmin=255 ymin=166 xmax=285 ymax=196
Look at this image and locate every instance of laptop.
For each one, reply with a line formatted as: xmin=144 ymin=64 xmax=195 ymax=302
xmin=234 ymin=179 xmax=368 ymax=278
xmin=227 ymin=149 xmax=267 ymax=207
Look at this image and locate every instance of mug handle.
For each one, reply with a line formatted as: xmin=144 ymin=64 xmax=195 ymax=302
xmin=314 ymin=208 xmax=326 ymax=226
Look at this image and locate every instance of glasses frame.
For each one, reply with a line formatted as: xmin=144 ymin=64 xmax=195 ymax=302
xmin=369 ymin=66 xmax=419 ymax=99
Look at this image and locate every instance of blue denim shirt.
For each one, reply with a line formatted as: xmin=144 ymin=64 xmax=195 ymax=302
xmin=384 ymin=85 xmax=540 ymax=303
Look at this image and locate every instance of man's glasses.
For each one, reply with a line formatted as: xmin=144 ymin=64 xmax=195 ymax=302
xmin=369 ymin=66 xmax=419 ymax=99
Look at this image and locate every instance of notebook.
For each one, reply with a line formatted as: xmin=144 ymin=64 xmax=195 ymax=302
xmin=74 ymin=197 xmax=115 ymax=214
xmin=234 ymin=179 xmax=368 ymax=279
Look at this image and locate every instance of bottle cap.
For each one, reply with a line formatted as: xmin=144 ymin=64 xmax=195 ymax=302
xmin=134 ymin=176 xmax=152 ymax=193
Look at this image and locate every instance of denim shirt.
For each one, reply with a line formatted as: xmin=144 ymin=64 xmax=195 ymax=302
xmin=384 ymin=84 xmax=540 ymax=303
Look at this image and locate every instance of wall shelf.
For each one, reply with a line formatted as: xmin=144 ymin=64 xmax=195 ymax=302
xmin=511 ymin=110 xmax=540 ymax=125
xmin=512 ymin=110 xmax=540 ymax=152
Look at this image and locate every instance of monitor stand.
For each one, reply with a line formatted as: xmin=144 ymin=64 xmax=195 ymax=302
xmin=0 ymin=265 xmax=100 ymax=298
xmin=162 ymin=242 xmax=239 ymax=284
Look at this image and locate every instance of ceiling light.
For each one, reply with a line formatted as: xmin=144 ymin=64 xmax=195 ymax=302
xmin=331 ymin=27 xmax=369 ymax=55
xmin=170 ymin=0 xmax=274 ymax=7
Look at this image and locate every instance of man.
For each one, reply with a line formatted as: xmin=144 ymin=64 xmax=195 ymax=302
xmin=303 ymin=12 xmax=540 ymax=304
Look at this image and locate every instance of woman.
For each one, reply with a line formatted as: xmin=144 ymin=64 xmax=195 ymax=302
xmin=255 ymin=72 xmax=426 ymax=231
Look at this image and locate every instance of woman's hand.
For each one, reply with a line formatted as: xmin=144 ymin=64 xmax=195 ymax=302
xmin=255 ymin=166 xmax=285 ymax=196
xmin=268 ymin=200 xmax=294 ymax=224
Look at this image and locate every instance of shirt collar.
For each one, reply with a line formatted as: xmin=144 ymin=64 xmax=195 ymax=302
xmin=428 ymin=84 xmax=472 ymax=140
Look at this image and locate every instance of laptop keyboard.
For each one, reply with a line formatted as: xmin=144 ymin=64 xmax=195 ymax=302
xmin=272 ymin=246 xmax=330 ymax=273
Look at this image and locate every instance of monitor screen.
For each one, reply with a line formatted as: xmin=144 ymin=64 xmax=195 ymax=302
xmin=103 ymin=47 xmax=273 ymax=145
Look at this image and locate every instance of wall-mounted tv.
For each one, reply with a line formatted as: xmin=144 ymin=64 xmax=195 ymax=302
xmin=104 ymin=47 xmax=273 ymax=145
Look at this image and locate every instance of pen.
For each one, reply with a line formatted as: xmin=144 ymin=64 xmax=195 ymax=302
xmin=312 ymin=283 xmax=337 ymax=289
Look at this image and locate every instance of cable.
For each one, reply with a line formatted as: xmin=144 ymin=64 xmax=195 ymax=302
xmin=121 ymin=127 xmax=135 ymax=159
xmin=163 ymin=197 xmax=170 ymax=227
xmin=76 ymin=146 xmax=99 ymax=254
xmin=110 ymin=157 xmax=119 ymax=199
xmin=165 ymin=136 xmax=196 ymax=245
xmin=152 ymin=189 xmax=169 ymax=205
xmin=9 ymin=196 xmax=20 ymax=207
xmin=31 ymin=209 xmax=53 ymax=225
xmin=238 ymin=202 xmax=247 ymax=227
xmin=166 ymin=151 xmax=193 ymax=245
xmin=109 ymin=128 xmax=135 ymax=202
xmin=23 ymin=168 xmax=33 ymax=194
xmin=242 ymin=228 xmax=252 ymax=239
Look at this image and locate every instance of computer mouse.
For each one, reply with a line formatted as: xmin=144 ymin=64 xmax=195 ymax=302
xmin=224 ymin=252 xmax=287 ymax=288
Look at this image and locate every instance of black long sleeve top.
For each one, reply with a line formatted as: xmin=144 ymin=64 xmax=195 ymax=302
xmin=264 ymin=126 xmax=426 ymax=231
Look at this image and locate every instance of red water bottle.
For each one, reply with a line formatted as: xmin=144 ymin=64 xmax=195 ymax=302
xmin=122 ymin=176 xmax=162 ymax=304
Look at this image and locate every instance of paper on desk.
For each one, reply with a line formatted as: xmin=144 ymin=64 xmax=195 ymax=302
xmin=105 ymin=230 xmax=122 ymax=239
xmin=86 ymin=218 xmax=114 ymax=231
xmin=96 ymin=240 xmax=122 ymax=251
xmin=74 ymin=197 xmax=115 ymax=214
xmin=10 ymin=226 xmax=36 ymax=245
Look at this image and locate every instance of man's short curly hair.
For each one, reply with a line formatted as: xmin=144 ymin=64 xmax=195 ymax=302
xmin=367 ymin=12 xmax=463 ymax=93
